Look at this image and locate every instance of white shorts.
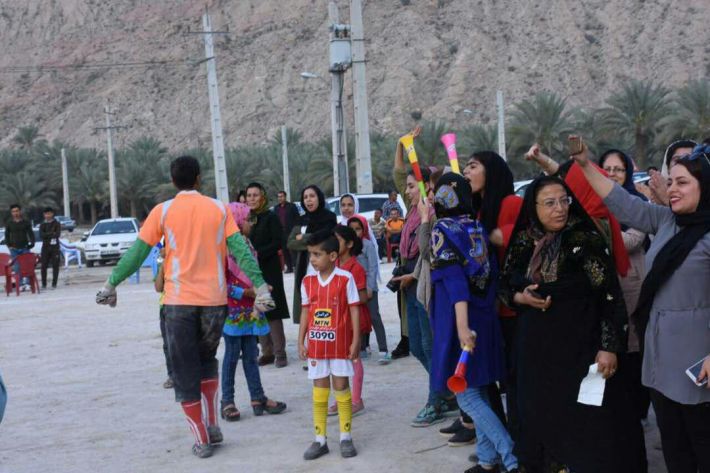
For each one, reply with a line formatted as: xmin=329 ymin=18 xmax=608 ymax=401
xmin=307 ymin=358 xmax=354 ymax=380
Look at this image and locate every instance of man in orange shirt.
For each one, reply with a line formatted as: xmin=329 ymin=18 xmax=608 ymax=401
xmin=385 ymin=208 xmax=405 ymax=244
xmin=96 ymin=156 xmax=274 ymax=458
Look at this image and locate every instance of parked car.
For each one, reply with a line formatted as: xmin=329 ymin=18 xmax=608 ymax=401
xmin=325 ymin=193 xmax=408 ymax=221
xmin=83 ymin=218 xmax=139 ymax=267
xmin=514 ymin=179 xmax=533 ymax=197
xmin=56 ymin=216 xmax=76 ymax=232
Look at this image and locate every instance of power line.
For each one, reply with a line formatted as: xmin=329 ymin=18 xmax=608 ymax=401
xmin=0 ymin=58 xmax=189 ymax=74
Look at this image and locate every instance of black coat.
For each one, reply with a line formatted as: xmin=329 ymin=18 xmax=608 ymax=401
xmin=250 ymin=210 xmax=290 ymax=321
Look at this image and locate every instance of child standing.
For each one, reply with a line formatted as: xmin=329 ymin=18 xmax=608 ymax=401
xmin=221 ymin=203 xmax=286 ymax=421
xmin=298 ymin=231 xmax=361 ymax=460
xmin=347 ymin=216 xmax=390 ymax=364
xmin=153 ymin=245 xmax=173 ymax=389
xmin=330 ymin=225 xmax=371 ymax=417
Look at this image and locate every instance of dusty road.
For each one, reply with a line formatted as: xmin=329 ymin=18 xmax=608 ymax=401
xmin=0 ymin=264 xmax=667 ymax=473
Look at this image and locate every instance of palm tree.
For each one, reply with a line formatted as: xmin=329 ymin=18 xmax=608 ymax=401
xmin=508 ymin=91 xmax=575 ymax=160
xmin=412 ymin=120 xmax=450 ymax=168
xmin=0 ymin=170 xmax=57 ymax=213
xmin=660 ymin=79 xmax=710 ymax=143
xmin=116 ymin=137 xmax=167 ymax=218
xmin=600 ymin=80 xmax=673 ymax=168
xmin=12 ymin=126 xmax=41 ymax=149
xmin=572 ymin=109 xmax=633 ymax=160
xmin=458 ymin=124 xmax=499 ymax=157
xmin=69 ymin=149 xmax=108 ymax=224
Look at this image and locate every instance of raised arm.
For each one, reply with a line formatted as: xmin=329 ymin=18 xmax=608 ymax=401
xmin=525 ymin=143 xmax=560 ymax=176
xmin=571 ymin=144 xmax=670 ymax=235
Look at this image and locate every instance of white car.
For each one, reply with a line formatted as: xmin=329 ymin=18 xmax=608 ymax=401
xmin=326 ymin=193 xmax=408 ymax=221
xmin=83 ymin=218 xmax=139 ymax=267
xmin=514 ymin=180 xmax=533 ymax=197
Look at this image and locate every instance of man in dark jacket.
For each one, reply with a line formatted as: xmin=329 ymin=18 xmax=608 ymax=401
xmin=4 ymin=204 xmax=35 ymax=288
xmin=273 ymin=190 xmax=300 ymax=273
xmin=39 ymin=207 xmax=61 ymax=289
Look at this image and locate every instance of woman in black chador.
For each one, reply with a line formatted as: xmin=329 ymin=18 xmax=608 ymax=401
xmin=499 ymin=175 xmax=628 ymax=473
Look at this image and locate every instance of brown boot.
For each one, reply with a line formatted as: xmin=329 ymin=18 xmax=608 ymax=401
xmin=258 ymin=354 xmax=275 ymax=366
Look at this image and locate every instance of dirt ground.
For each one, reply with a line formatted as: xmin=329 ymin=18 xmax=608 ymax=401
xmin=0 ymin=264 xmax=667 ymax=473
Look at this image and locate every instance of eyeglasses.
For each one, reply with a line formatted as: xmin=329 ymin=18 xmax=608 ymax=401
xmin=602 ymin=166 xmax=626 ymax=175
xmin=536 ymin=196 xmax=572 ymax=209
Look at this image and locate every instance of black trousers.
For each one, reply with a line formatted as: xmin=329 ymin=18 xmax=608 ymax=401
xmin=158 ymin=306 xmax=173 ymax=378
xmin=164 ymin=305 xmax=227 ymax=402
xmin=40 ymin=244 xmax=60 ymax=288
xmin=650 ymin=389 xmax=710 ymax=473
xmin=281 ymin=236 xmax=293 ymax=271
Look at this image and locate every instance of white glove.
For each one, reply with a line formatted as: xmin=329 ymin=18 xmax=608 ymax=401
xmin=254 ymin=283 xmax=275 ymax=313
xmin=96 ymin=281 xmax=117 ymax=307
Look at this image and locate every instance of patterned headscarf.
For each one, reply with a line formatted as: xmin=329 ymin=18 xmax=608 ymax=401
xmin=227 ymin=202 xmax=256 ymax=287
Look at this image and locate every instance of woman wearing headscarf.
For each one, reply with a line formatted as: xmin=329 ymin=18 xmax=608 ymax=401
xmin=499 ymin=175 xmax=627 ymax=473
xmin=287 ymin=185 xmax=338 ymax=323
xmin=648 ymin=139 xmax=697 ymax=206
xmin=245 ymin=183 xmax=290 ymax=368
xmin=429 ymin=173 xmax=518 ymax=473
xmin=463 ymin=151 xmax=523 ymax=440
xmin=572 ymin=144 xmax=710 ymax=473
xmin=598 ymin=149 xmax=650 ymax=472
xmin=339 ymin=193 xmax=378 ymax=242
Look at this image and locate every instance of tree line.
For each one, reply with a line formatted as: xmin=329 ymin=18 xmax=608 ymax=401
xmin=1 ymin=79 xmax=707 ymax=224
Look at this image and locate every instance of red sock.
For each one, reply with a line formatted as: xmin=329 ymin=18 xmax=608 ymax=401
xmin=200 ymin=378 xmax=219 ymax=427
xmin=181 ymin=400 xmax=208 ymax=445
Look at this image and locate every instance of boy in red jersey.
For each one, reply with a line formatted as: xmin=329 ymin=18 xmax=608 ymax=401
xmin=298 ymin=231 xmax=360 ymax=460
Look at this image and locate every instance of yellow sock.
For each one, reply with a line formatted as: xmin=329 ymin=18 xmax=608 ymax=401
xmin=334 ymin=388 xmax=352 ymax=440
xmin=312 ymin=386 xmax=330 ymax=444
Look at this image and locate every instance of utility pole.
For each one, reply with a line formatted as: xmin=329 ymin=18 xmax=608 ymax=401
xmin=329 ymin=2 xmax=350 ymax=195
xmin=188 ymin=8 xmax=230 ymax=202
xmin=60 ymin=147 xmax=70 ymax=218
xmin=349 ymin=0 xmax=373 ymax=193
xmin=281 ymin=125 xmax=291 ymax=201
xmin=94 ymin=101 xmax=126 ymax=219
xmin=497 ymin=90 xmax=507 ymax=161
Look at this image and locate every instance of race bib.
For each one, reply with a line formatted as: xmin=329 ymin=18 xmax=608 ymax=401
xmin=309 ymin=329 xmax=336 ymax=342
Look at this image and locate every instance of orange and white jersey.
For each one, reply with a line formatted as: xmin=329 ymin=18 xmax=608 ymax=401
xmin=139 ymin=191 xmax=239 ymax=306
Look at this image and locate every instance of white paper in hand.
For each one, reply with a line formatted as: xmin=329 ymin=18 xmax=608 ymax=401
xmin=577 ymin=363 xmax=606 ymax=406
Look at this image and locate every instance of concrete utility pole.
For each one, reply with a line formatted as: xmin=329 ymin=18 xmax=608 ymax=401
xmin=497 ymin=90 xmax=507 ymax=161
xmin=349 ymin=0 xmax=373 ymax=193
xmin=94 ymin=102 xmax=126 ymax=219
xmin=281 ymin=125 xmax=291 ymax=201
xmin=329 ymin=2 xmax=349 ymax=195
xmin=60 ymin=147 xmax=70 ymax=218
xmin=189 ymin=8 xmax=230 ymax=202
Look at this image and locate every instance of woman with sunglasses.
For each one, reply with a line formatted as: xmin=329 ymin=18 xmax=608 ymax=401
xmin=499 ymin=175 xmax=627 ymax=473
xmin=572 ymin=144 xmax=710 ymax=473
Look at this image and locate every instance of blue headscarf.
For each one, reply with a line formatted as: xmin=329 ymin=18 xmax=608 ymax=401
xmin=598 ymin=149 xmax=647 ymax=201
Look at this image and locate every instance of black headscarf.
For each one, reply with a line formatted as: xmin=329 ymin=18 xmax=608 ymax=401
xmin=598 ymin=149 xmax=647 ymax=201
xmin=434 ymin=172 xmax=474 ymax=218
xmin=299 ymin=185 xmax=337 ymax=234
xmin=634 ymin=145 xmax=710 ymax=342
xmin=468 ymin=151 xmax=515 ymax=233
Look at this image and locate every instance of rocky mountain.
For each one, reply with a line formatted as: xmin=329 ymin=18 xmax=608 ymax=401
xmin=0 ymin=0 xmax=708 ymax=150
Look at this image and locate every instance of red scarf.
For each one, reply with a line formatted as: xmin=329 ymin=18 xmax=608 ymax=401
xmin=565 ymin=162 xmax=630 ymax=277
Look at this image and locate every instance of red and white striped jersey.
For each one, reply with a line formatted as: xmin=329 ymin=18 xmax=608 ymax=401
xmin=301 ymin=267 xmax=359 ymax=359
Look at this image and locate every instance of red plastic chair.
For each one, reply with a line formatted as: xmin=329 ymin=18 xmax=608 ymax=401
xmin=386 ymin=235 xmax=400 ymax=263
xmin=0 ymin=254 xmax=12 ymax=296
xmin=11 ymin=253 xmax=40 ymax=296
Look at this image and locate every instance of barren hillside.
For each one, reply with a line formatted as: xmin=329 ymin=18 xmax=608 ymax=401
xmin=0 ymin=0 xmax=708 ymax=150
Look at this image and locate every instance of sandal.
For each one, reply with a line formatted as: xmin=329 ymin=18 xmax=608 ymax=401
xmin=252 ymin=398 xmax=287 ymax=416
xmin=220 ymin=402 xmax=241 ymax=422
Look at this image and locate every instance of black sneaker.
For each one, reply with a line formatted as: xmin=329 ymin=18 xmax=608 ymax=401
xmin=303 ymin=441 xmax=329 ymax=460
xmin=192 ymin=443 xmax=214 ymax=458
xmin=340 ymin=439 xmax=357 ymax=458
xmin=447 ymin=426 xmax=476 ymax=446
xmin=391 ymin=338 xmax=410 ymax=359
xmin=207 ymin=425 xmax=223 ymax=444
xmin=439 ymin=418 xmax=464 ymax=437
xmin=464 ymin=465 xmax=500 ymax=473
